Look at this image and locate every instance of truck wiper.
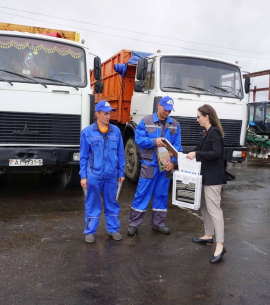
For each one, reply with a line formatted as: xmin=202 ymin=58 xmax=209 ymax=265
xmin=33 ymin=76 xmax=79 ymax=91
xmin=0 ymin=76 xmax=13 ymax=86
xmin=210 ymin=85 xmax=240 ymax=99
xmin=163 ymin=86 xmax=200 ymax=97
xmin=0 ymin=69 xmax=47 ymax=88
xmin=188 ymin=85 xmax=218 ymax=97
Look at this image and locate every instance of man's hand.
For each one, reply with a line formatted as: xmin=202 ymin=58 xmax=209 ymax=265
xmin=156 ymin=137 xmax=167 ymax=147
xmin=165 ymin=163 xmax=175 ymax=171
xmin=80 ymin=178 xmax=87 ymax=190
xmin=186 ymin=152 xmax=196 ymax=160
xmin=118 ymin=177 xmax=125 ymax=183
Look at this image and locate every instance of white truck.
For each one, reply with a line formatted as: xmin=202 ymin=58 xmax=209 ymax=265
xmin=0 ymin=28 xmax=101 ymax=186
xmin=91 ymin=50 xmax=251 ymax=182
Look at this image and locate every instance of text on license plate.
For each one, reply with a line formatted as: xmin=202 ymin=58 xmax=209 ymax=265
xmin=9 ymin=159 xmax=43 ymax=166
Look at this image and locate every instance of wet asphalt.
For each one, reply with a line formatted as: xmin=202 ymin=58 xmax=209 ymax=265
xmin=0 ymin=158 xmax=270 ymax=305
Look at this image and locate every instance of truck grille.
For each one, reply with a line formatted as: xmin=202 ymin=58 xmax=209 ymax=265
xmin=0 ymin=112 xmax=81 ymax=145
xmin=171 ymin=116 xmax=242 ymax=146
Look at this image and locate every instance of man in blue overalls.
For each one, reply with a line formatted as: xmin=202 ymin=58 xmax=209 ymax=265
xmin=80 ymin=100 xmax=125 ymax=243
xmin=128 ymin=96 xmax=182 ymax=236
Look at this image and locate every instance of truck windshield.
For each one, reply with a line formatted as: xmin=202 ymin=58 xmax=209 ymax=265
xmin=0 ymin=35 xmax=86 ymax=87
xmin=266 ymin=104 xmax=270 ymax=121
xmin=160 ymin=57 xmax=243 ymax=99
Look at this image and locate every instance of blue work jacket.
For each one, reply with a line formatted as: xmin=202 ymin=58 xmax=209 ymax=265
xmin=135 ymin=112 xmax=182 ymax=167
xmin=79 ymin=121 xmax=125 ymax=179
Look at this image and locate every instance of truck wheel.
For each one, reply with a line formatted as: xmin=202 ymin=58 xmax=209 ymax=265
xmin=125 ymin=137 xmax=141 ymax=183
xmin=65 ymin=165 xmax=81 ymax=187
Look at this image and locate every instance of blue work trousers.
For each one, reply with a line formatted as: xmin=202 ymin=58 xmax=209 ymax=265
xmin=84 ymin=176 xmax=120 ymax=235
xmin=129 ymin=167 xmax=170 ymax=227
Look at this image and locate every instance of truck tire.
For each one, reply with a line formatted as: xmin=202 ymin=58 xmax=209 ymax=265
xmin=65 ymin=165 xmax=81 ymax=187
xmin=125 ymin=137 xmax=141 ymax=183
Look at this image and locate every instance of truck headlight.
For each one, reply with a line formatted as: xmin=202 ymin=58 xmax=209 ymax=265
xmin=232 ymin=151 xmax=242 ymax=158
xmin=73 ymin=152 xmax=80 ymax=161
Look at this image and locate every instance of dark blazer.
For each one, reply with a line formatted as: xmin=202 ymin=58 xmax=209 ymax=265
xmin=195 ymin=126 xmax=227 ymax=186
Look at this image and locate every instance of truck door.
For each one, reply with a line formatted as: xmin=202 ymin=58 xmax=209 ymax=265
xmin=131 ymin=60 xmax=156 ymax=124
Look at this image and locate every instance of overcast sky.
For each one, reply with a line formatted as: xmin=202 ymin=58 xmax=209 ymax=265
xmin=0 ymin=0 xmax=270 ymax=101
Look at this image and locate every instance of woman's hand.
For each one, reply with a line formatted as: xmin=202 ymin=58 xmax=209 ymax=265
xmin=186 ymin=152 xmax=196 ymax=160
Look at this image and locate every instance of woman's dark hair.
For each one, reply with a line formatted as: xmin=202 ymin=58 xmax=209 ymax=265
xmin=198 ymin=104 xmax=224 ymax=138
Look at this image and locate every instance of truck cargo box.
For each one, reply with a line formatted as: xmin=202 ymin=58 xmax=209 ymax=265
xmin=90 ymin=49 xmax=151 ymax=124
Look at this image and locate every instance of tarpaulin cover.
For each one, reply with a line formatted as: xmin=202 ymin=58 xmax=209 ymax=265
xmin=114 ymin=50 xmax=153 ymax=77
xmin=131 ymin=51 xmax=153 ymax=59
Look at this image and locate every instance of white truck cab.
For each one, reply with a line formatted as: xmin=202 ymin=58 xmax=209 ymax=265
xmin=0 ymin=31 xmax=97 ymax=185
xmin=130 ymin=53 xmax=249 ymax=162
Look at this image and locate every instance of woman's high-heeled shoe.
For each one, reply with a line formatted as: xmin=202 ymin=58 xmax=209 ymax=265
xmin=210 ymin=247 xmax=227 ymax=263
xmin=192 ymin=238 xmax=213 ymax=245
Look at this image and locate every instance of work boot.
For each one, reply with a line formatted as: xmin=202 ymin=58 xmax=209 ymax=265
xmin=108 ymin=231 xmax=122 ymax=241
xmin=85 ymin=234 xmax=95 ymax=243
xmin=152 ymin=226 xmax=170 ymax=234
xmin=127 ymin=226 xmax=137 ymax=236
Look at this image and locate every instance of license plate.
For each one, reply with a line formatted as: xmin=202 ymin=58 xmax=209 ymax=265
xmin=9 ymin=159 xmax=43 ymax=166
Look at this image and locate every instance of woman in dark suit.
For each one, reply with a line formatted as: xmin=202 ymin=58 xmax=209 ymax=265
xmin=187 ymin=104 xmax=227 ymax=264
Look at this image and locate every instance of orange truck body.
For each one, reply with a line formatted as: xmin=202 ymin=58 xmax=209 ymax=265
xmin=90 ymin=49 xmax=136 ymax=124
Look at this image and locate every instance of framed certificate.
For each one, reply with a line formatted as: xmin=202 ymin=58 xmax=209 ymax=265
xmin=161 ymin=139 xmax=178 ymax=159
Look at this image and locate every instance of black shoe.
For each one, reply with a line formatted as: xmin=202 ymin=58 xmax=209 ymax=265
xmin=127 ymin=226 xmax=137 ymax=236
xmin=210 ymin=247 xmax=227 ymax=264
xmin=192 ymin=238 xmax=213 ymax=245
xmin=152 ymin=226 xmax=170 ymax=234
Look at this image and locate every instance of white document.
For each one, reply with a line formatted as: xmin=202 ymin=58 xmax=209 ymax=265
xmin=177 ymin=152 xmax=201 ymax=175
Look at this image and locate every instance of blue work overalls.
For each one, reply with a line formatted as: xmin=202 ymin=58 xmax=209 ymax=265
xmin=129 ymin=112 xmax=182 ymax=228
xmin=80 ymin=122 xmax=125 ymax=235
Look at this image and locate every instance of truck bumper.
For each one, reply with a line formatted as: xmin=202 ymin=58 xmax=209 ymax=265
xmin=0 ymin=147 xmax=80 ymax=174
xmin=183 ymin=146 xmax=247 ymax=163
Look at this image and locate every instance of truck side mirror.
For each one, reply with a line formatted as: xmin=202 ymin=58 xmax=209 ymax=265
xmin=134 ymin=80 xmax=145 ymax=92
xmin=244 ymin=74 xmax=251 ymax=94
xmin=95 ymin=80 xmax=103 ymax=94
xmin=94 ymin=56 xmax=102 ymax=81
xmin=136 ymin=58 xmax=148 ymax=80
